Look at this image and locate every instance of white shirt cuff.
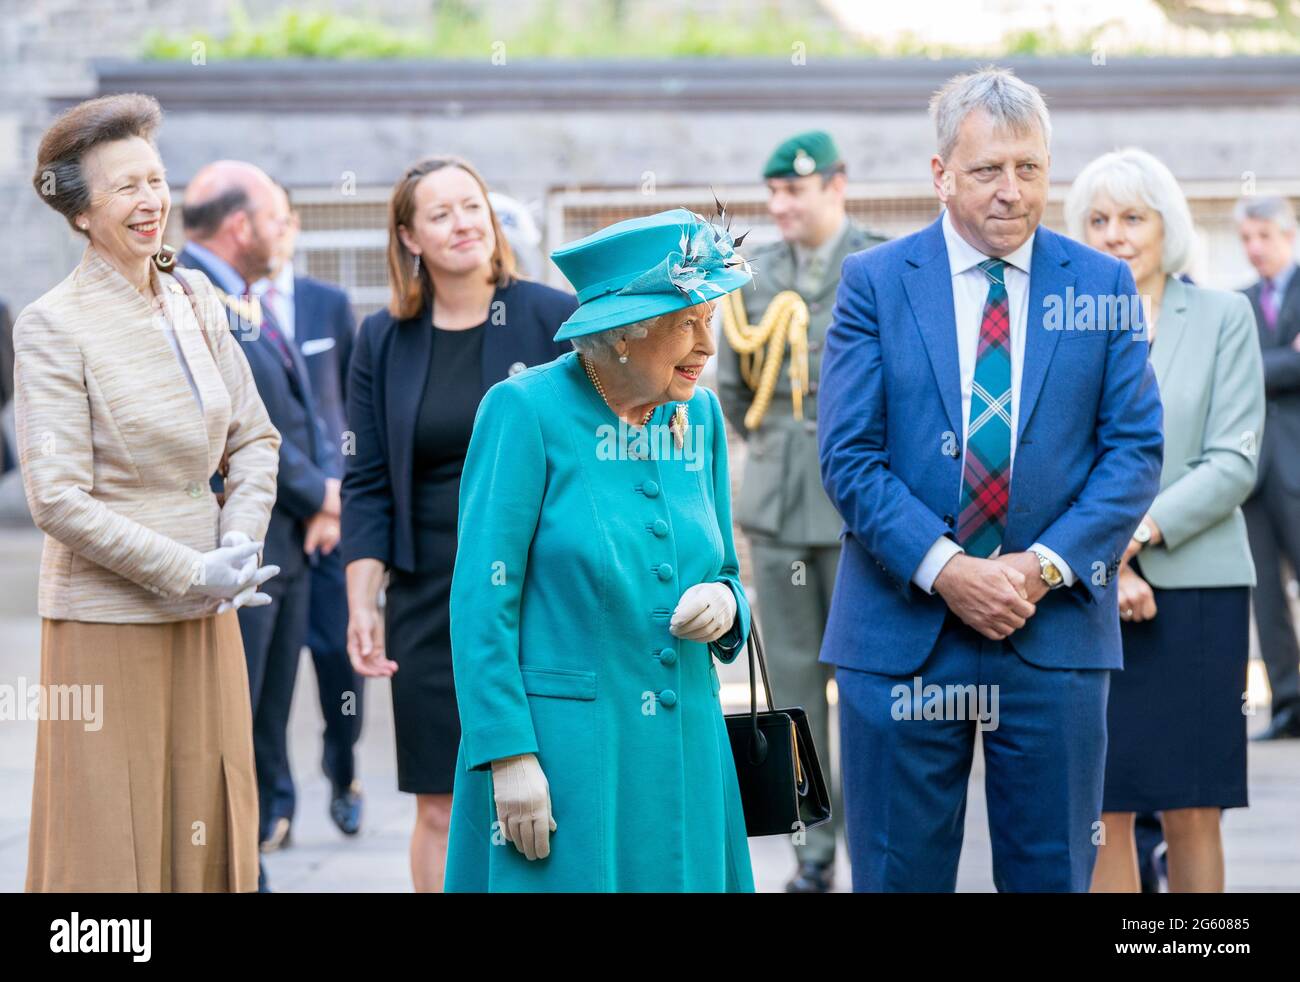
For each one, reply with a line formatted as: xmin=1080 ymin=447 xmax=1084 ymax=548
xmin=913 ymin=536 xmax=964 ymax=594
xmin=1029 ymin=542 xmax=1076 ymax=586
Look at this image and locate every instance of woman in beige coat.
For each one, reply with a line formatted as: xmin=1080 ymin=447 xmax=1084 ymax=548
xmin=14 ymin=93 xmax=282 ymax=892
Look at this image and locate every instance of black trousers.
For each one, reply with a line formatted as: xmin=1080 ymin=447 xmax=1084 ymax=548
xmin=304 ymin=548 xmax=364 ymax=792
xmin=238 ymin=566 xmax=310 ymax=840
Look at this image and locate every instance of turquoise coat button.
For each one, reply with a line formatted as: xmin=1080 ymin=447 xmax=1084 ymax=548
xmin=652 ymin=520 xmax=669 ymax=538
xmin=657 ymin=563 xmax=673 ymax=581
xmin=659 ymin=689 xmax=678 ymax=707
xmin=658 ymin=647 xmax=677 ymax=665
xmin=642 ymin=480 xmax=660 ymax=498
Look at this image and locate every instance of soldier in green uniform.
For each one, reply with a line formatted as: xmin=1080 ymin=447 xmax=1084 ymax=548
xmin=717 ymin=131 xmax=887 ymax=893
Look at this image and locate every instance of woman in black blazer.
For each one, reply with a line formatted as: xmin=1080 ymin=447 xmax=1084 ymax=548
xmin=340 ymin=156 xmax=573 ymax=891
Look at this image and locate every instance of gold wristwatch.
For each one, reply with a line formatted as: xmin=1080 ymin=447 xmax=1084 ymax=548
xmin=1033 ymin=550 xmax=1064 ymax=590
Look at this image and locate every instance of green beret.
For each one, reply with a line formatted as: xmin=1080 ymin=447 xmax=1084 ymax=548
xmin=763 ymin=131 xmax=841 ymax=179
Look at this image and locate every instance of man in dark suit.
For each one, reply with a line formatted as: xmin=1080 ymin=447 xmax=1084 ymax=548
xmin=1237 ymin=194 xmax=1300 ymax=740
xmin=254 ymin=183 xmax=365 ymax=837
xmin=178 ymin=161 xmax=340 ymax=886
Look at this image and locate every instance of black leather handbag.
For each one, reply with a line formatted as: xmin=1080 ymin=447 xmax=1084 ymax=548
xmin=724 ymin=618 xmax=832 ymax=838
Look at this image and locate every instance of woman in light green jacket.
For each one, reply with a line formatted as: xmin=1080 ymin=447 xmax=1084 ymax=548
xmin=1067 ymin=148 xmax=1265 ymax=894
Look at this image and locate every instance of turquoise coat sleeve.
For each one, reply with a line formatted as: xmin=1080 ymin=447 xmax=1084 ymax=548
xmin=705 ymin=388 xmax=751 ymax=664
xmin=450 ymin=380 xmax=545 ymax=771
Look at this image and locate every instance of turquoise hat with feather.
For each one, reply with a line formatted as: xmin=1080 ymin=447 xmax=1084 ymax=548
xmin=550 ymin=205 xmax=753 ymax=341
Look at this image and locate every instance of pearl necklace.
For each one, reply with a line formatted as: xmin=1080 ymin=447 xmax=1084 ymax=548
xmin=580 ymin=353 xmax=654 ymax=427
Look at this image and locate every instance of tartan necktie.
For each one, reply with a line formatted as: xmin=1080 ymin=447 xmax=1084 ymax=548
xmin=956 ymin=258 xmax=1013 ymax=557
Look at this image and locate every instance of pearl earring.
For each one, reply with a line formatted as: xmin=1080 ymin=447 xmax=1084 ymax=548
xmin=618 ymin=353 xmax=628 ymax=364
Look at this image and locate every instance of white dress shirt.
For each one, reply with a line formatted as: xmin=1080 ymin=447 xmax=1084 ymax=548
xmin=912 ymin=210 xmax=1075 ymax=593
xmin=253 ymin=262 xmax=296 ymax=341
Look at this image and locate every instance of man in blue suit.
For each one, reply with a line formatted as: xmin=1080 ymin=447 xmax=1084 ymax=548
xmin=254 ymin=183 xmax=365 ymax=839
xmin=818 ymin=67 xmax=1164 ymax=892
xmin=178 ymin=161 xmax=340 ymax=887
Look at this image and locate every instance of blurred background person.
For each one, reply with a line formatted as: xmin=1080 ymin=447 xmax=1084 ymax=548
xmin=1068 ymin=148 xmax=1264 ymax=892
xmin=1236 ymin=195 xmax=1300 ymax=741
xmin=488 ymin=190 xmax=545 ymax=278
xmin=341 ymin=155 xmax=573 ymax=892
xmin=179 ymin=160 xmax=336 ymax=888
xmin=252 ymin=181 xmax=365 ymax=840
xmin=716 ymin=130 xmax=886 ymax=892
xmin=17 ymin=94 xmax=280 ymax=891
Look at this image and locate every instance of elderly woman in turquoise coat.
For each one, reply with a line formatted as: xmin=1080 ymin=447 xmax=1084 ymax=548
xmin=444 ymin=208 xmax=756 ymax=891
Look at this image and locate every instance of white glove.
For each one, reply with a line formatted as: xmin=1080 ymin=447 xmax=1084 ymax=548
xmin=190 ymin=538 xmax=265 ymax=600
xmin=214 ymin=531 xmax=280 ymax=613
xmin=490 ymin=752 xmax=556 ymax=861
xmin=670 ymin=581 xmax=737 ymax=643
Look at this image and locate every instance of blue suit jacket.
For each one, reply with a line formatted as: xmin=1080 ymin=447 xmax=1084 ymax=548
xmin=341 ymin=278 xmax=576 ymax=574
xmin=179 ymin=247 xmax=329 ymax=577
xmin=293 ymin=275 xmax=356 ymax=479
xmin=817 ymin=216 xmax=1164 ymax=674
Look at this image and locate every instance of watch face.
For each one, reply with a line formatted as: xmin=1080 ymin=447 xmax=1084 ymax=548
xmin=1134 ymin=524 xmax=1151 ymax=543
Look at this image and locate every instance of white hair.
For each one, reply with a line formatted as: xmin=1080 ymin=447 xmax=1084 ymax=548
xmin=929 ymin=66 xmax=1051 ymax=161
xmin=570 ymin=302 xmax=720 ymax=361
xmin=1234 ymin=195 xmax=1297 ymax=233
xmin=569 ymin=314 xmax=658 ymax=360
xmin=1065 ymin=148 xmax=1196 ymax=275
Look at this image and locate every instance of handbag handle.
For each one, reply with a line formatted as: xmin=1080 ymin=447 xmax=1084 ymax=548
xmin=741 ymin=617 xmax=807 ymax=791
xmin=746 ymin=616 xmax=775 ymax=716
xmin=740 ymin=616 xmax=776 ymax=763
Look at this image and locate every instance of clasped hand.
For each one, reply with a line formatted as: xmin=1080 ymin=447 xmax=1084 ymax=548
xmin=191 ymin=531 xmax=280 ymax=613
xmin=933 ymin=552 xmax=1043 ymax=641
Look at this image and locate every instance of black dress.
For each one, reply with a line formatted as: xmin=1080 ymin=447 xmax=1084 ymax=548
xmin=385 ymin=322 xmax=486 ymax=794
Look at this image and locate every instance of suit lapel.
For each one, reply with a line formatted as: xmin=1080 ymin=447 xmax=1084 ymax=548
xmin=770 ymin=241 xmax=798 ymax=293
xmin=387 ymin=310 xmax=432 ymax=493
xmin=1017 ymin=226 xmax=1074 ymax=441
xmin=293 ymin=277 xmax=315 ymax=345
xmin=1149 ymin=275 xmax=1188 ymax=389
xmin=813 ymin=223 xmax=864 ymax=301
xmin=480 ymin=283 xmax=513 ymax=390
xmin=902 ymin=217 xmax=963 ymax=436
xmin=82 ymin=248 xmax=212 ymax=469
xmin=1277 ymin=265 xmax=1300 ymax=342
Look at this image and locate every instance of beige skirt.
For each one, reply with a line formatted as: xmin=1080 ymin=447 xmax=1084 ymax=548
xmin=25 ymin=611 xmax=259 ymax=892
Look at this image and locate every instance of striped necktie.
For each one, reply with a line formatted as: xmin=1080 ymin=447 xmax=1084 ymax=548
xmin=956 ymin=258 xmax=1012 ymax=557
